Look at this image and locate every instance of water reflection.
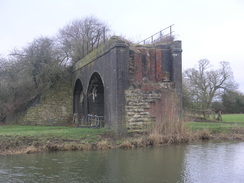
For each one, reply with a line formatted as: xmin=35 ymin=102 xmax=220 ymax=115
xmin=0 ymin=142 xmax=244 ymax=183
xmin=182 ymin=142 xmax=244 ymax=183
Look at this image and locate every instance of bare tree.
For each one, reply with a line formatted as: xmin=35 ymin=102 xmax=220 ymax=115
xmin=57 ymin=16 xmax=110 ymax=63
xmin=0 ymin=36 xmax=70 ymax=120
xmin=0 ymin=58 xmax=31 ymax=119
xmin=183 ymin=59 xmax=237 ymax=116
xmin=0 ymin=16 xmax=110 ymax=122
xmin=11 ymin=37 xmax=66 ymax=90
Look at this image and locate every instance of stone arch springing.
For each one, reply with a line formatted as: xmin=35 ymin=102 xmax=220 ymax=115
xmin=73 ymin=79 xmax=84 ymax=121
xmin=87 ymin=72 xmax=104 ymax=116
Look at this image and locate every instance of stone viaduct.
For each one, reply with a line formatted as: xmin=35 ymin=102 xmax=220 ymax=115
xmin=72 ymin=36 xmax=182 ymax=134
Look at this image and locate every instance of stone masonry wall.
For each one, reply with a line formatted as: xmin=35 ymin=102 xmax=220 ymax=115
xmin=125 ymin=89 xmax=160 ymax=131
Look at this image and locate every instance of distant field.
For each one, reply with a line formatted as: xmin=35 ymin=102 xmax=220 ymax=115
xmin=222 ymin=114 xmax=244 ymax=122
xmin=187 ymin=122 xmax=244 ymax=133
xmin=187 ymin=114 xmax=244 ymax=133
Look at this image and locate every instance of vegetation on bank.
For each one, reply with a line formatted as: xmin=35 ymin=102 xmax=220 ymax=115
xmin=0 ymin=121 xmax=243 ymax=155
xmin=1 ymin=107 xmax=244 ymax=155
xmin=0 ymin=125 xmax=115 ymax=155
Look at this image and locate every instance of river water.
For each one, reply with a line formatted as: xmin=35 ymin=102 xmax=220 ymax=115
xmin=0 ymin=141 xmax=244 ymax=183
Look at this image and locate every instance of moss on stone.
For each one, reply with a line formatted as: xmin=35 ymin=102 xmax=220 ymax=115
xmin=73 ymin=36 xmax=128 ymax=71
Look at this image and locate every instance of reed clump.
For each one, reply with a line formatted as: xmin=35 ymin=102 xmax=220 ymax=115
xmin=147 ymin=91 xmax=194 ymax=144
xmin=195 ymin=129 xmax=213 ymax=140
xmin=97 ymin=140 xmax=112 ymax=150
xmin=118 ymin=141 xmax=134 ymax=149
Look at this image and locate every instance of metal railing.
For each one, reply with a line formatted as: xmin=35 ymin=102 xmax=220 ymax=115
xmin=82 ymin=114 xmax=104 ymax=128
xmin=80 ymin=27 xmax=107 ymax=59
xmin=137 ymin=24 xmax=174 ymax=44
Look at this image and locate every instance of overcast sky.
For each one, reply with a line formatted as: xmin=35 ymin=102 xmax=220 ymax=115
xmin=1 ymin=0 xmax=244 ymax=92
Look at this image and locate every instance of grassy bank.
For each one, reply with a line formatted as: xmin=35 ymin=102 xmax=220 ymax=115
xmin=0 ymin=125 xmax=111 ymax=141
xmin=0 ymin=124 xmax=200 ymax=155
xmin=1 ymin=113 xmax=244 ymax=155
xmin=0 ymin=125 xmax=116 ymax=155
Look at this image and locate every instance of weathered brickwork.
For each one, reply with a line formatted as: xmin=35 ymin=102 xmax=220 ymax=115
xmin=129 ymin=47 xmax=163 ymax=84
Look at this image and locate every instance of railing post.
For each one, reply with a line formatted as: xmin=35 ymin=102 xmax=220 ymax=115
xmin=137 ymin=24 xmax=174 ymax=44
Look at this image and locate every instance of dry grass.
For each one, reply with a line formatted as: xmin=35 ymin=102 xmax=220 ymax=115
xmin=148 ymin=91 xmax=193 ymax=143
xmin=142 ymin=91 xmax=222 ymax=144
xmin=118 ymin=141 xmax=134 ymax=149
xmin=150 ymin=91 xmax=183 ymax=135
xmin=97 ymin=140 xmax=111 ymax=150
xmin=195 ymin=129 xmax=213 ymax=140
xmin=147 ymin=134 xmax=163 ymax=145
xmin=24 ymin=146 xmax=38 ymax=154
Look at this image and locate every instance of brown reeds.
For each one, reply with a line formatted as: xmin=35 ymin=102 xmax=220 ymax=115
xmin=148 ymin=91 xmax=192 ymax=144
xmin=118 ymin=141 xmax=134 ymax=149
xmin=97 ymin=140 xmax=112 ymax=150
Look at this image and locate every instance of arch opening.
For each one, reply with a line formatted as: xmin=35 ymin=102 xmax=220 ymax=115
xmin=73 ymin=79 xmax=84 ymax=123
xmin=87 ymin=72 xmax=104 ymax=117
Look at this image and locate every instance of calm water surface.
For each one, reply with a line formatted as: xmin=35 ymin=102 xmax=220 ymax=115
xmin=0 ymin=141 xmax=244 ymax=183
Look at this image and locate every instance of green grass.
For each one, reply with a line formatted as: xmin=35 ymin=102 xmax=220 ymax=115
xmin=186 ymin=114 xmax=244 ymax=133
xmin=187 ymin=121 xmax=244 ymax=133
xmin=0 ymin=125 xmax=113 ymax=142
xmin=222 ymin=114 xmax=244 ymax=122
